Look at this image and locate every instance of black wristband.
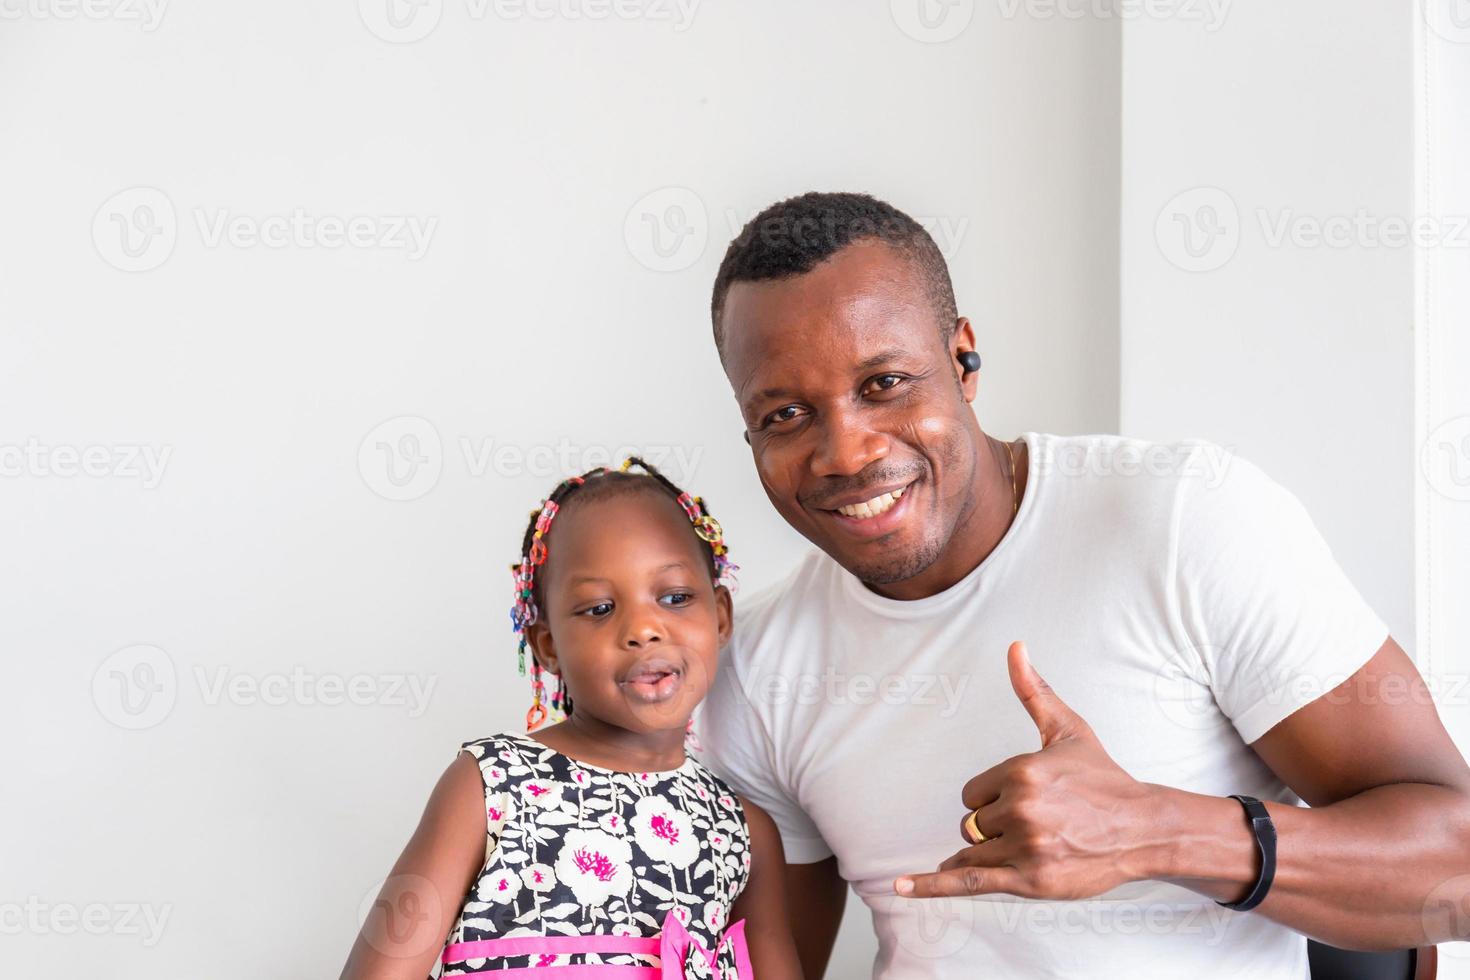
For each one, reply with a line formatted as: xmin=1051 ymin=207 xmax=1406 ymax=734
xmin=1217 ymin=794 xmax=1276 ymax=912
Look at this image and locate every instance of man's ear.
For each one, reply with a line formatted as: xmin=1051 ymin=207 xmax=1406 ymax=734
xmin=526 ymin=621 xmax=559 ymax=676
xmin=951 ymin=317 xmax=979 ymax=403
xmin=714 ymin=583 xmax=734 ymax=648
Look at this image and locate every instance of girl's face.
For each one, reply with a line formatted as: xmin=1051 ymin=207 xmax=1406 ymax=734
xmin=526 ymin=488 xmax=733 ymax=735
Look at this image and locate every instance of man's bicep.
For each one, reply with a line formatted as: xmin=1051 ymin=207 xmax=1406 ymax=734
xmin=784 ymin=855 xmax=847 ymax=980
xmin=1250 ymin=636 xmax=1470 ymax=805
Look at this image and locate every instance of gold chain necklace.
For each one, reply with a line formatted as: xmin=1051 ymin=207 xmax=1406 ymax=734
xmin=1004 ymin=439 xmax=1019 ymax=516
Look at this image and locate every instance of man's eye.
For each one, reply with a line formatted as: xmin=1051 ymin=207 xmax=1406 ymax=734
xmin=580 ymin=602 xmax=614 ymax=617
xmin=765 ymin=405 xmax=806 ymax=426
xmin=864 ymin=374 xmax=906 ymax=395
xmin=659 ymin=592 xmax=694 ymax=607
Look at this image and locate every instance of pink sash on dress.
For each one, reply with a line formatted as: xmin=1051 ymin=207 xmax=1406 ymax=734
xmin=440 ymin=908 xmax=754 ymax=979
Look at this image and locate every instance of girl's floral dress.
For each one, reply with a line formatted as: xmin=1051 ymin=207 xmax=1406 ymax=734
xmin=438 ymin=732 xmax=754 ymax=978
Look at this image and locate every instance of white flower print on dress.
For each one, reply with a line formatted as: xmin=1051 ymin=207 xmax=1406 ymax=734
xmin=442 ymin=733 xmax=752 ymax=976
xmin=702 ymin=900 xmax=726 ymax=934
xmin=555 ymin=828 xmax=633 ymax=907
xmin=487 ymin=793 xmax=514 ymax=835
xmin=520 ymin=778 xmax=565 ymax=809
xmin=521 ymin=863 xmax=556 ymax=892
xmin=477 ymin=867 xmax=521 ymax=904
xmin=632 ymin=794 xmax=699 ymax=869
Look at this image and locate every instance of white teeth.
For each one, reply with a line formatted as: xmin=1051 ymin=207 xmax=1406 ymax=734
xmin=836 ymin=486 xmax=906 ymax=519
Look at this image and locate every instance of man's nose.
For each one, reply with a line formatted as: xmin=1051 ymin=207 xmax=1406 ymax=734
xmin=811 ymin=411 xmax=890 ymax=478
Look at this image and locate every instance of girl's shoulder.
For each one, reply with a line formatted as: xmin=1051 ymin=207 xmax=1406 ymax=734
xmin=457 ymin=730 xmax=548 ymax=781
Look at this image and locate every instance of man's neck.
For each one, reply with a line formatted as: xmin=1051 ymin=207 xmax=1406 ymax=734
xmin=866 ymin=435 xmax=1029 ymax=602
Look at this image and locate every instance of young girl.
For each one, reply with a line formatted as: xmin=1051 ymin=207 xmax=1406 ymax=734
xmin=340 ymin=459 xmax=802 ymax=980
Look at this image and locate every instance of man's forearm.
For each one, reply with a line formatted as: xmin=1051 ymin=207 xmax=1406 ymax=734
xmin=1141 ymin=781 xmax=1470 ymax=950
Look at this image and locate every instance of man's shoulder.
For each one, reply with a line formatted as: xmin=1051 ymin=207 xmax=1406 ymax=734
xmin=724 ymin=549 xmax=837 ymax=660
xmin=1030 ymin=431 xmax=1240 ymax=514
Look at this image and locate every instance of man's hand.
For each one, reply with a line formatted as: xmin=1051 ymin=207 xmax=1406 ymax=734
xmin=895 ymin=641 xmax=1161 ymax=900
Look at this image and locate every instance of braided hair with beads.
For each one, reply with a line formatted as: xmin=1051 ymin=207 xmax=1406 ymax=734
xmin=508 ymin=456 xmax=738 ymax=731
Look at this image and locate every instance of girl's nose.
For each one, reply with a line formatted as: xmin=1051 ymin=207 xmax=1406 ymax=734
xmin=621 ymin=617 xmax=663 ymax=648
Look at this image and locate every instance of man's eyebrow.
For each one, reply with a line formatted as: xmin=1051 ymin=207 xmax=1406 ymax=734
xmin=853 ymin=347 xmax=919 ymax=373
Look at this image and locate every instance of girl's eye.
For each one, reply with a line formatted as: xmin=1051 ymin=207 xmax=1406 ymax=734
xmin=580 ymin=602 xmax=614 ymax=618
xmin=659 ymin=592 xmax=694 ymax=607
xmin=764 ymin=404 xmax=807 ymax=427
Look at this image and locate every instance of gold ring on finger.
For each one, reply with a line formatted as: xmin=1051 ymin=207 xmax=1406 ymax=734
xmin=963 ymin=809 xmax=990 ymax=844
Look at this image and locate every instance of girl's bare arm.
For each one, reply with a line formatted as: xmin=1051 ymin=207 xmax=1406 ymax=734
xmin=731 ymin=796 xmax=805 ymax=980
xmin=339 ymin=753 xmax=485 ymax=980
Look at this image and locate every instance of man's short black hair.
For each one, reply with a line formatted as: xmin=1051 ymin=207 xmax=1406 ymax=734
xmin=710 ymin=191 xmax=958 ymax=359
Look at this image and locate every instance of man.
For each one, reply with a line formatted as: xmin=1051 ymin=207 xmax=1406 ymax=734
xmin=695 ymin=191 xmax=1470 ymax=978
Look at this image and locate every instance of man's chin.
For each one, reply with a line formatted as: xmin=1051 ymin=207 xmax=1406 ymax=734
xmin=827 ymin=537 xmax=944 ymax=588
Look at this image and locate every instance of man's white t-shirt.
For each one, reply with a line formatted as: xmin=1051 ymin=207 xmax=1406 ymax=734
xmin=695 ymin=432 xmax=1389 ymax=979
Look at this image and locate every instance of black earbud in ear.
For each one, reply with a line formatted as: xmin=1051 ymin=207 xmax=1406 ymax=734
xmin=958 ymin=350 xmax=982 ymax=375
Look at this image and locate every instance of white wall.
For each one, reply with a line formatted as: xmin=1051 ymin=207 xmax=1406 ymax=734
xmin=0 ymin=3 xmax=1121 ymax=976
xmin=1118 ymin=2 xmax=1417 ymax=653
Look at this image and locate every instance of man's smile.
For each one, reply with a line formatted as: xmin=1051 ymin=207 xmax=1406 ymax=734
xmin=817 ymin=479 xmax=919 ymax=539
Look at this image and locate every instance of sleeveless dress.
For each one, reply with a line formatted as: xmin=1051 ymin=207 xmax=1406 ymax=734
xmin=438 ymin=732 xmax=755 ymax=979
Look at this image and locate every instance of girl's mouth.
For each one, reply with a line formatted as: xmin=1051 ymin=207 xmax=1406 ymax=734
xmin=619 ymin=658 xmax=684 ymax=703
